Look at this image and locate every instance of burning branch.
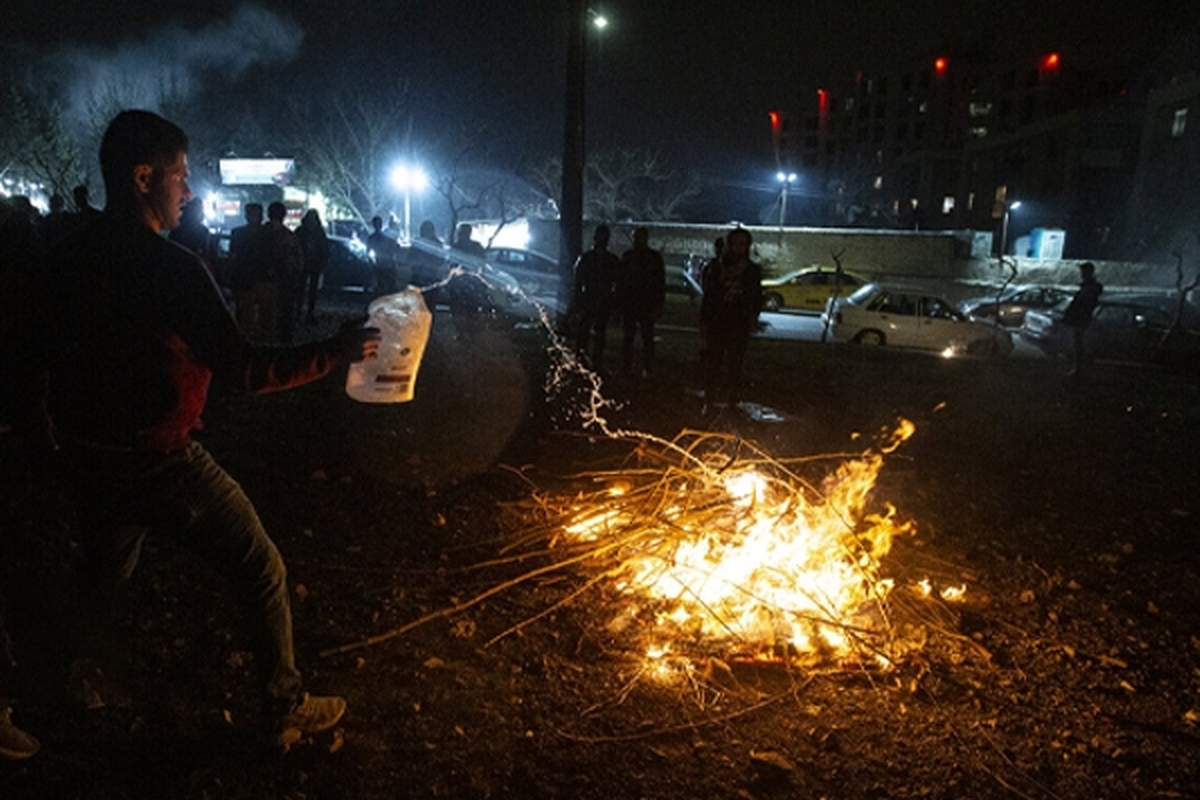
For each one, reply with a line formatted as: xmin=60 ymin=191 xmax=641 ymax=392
xmin=323 ymin=421 xmax=938 ymax=676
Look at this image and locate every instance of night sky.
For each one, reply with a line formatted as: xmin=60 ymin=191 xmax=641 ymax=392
xmin=2 ymin=0 xmax=1194 ymax=220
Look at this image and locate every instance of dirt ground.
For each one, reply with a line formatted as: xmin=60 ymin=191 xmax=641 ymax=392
xmin=3 ymin=295 xmax=1200 ymax=799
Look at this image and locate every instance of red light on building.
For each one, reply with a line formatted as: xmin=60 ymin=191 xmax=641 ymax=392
xmin=1042 ymin=52 xmax=1060 ymax=70
xmin=769 ymin=110 xmax=781 ymax=134
xmin=817 ymin=88 xmax=829 ymax=116
xmin=934 ymin=56 xmax=948 ymax=74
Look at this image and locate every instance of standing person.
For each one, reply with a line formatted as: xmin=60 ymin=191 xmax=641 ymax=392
xmin=263 ymin=201 xmax=304 ymax=344
xmin=366 ymin=216 xmax=402 ymax=296
xmin=615 ymin=226 xmax=666 ymax=377
xmin=699 ymin=227 xmax=762 ymax=411
xmin=15 ymin=109 xmax=379 ymax=745
xmin=449 ymin=223 xmax=490 ymax=340
xmin=1061 ymin=261 xmax=1103 ymax=378
xmin=71 ymin=184 xmax=102 ymax=223
xmin=40 ymin=194 xmax=73 ymax=247
xmin=572 ymin=224 xmax=620 ymax=370
xmin=297 ymin=209 xmax=330 ymax=324
xmin=169 ymin=197 xmax=214 ymax=266
xmin=230 ymin=202 xmax=267 ymax=333
xmin=407 ymin=220 xmax=446 ymax=301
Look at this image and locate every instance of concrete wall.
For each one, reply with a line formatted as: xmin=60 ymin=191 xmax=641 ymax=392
xmin=528 ymin=218 xmax=1184 ymax=291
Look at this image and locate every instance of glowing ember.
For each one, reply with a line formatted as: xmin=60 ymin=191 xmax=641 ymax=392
xmin=558 ymin=422 xmax=922 ymax=668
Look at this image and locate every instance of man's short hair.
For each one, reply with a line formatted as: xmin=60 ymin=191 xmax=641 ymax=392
xmin=1079 ymin=261 xmax=1096 ymax=276
xmin=267 ymin=201 xmax=287 ymax=222
xmin=99 ymin=110 xmax=188 ymax=201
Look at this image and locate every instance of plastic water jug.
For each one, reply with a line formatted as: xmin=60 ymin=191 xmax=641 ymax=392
xmin=345 ymin=288 xmax=432 ymax=403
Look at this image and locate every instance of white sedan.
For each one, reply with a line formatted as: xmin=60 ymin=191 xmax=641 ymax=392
xmin=825 ymin=283 xmax=1013 ymax=358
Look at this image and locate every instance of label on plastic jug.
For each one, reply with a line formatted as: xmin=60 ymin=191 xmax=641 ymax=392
xmin=345 ymin=288 xmax=433 ymax=403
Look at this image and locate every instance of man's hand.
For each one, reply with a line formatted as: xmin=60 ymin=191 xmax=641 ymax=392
xmin=335 ymin=317 xmax=381 ymax=363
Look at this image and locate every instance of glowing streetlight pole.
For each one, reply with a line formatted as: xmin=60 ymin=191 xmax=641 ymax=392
xmin=390 ymin=163 xmax=428 ymax=242
xmin=560 ymin=4 xmax=609 ymax=320
xmin=998 ymin=200 xmax=1021 ymax=264
xmin=776 ymin=171 xmax=797 ymax=228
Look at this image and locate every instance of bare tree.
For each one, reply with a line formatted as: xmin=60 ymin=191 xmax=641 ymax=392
xmin=528 ymin=147 xmax=700 ymax=223
xmin=429 ymin=128 xmax=549 ymax=246
xmin=0 ymin=84 xmax=83 ymax=198
xmin=286 ymin=82 xmax=409 ymax=225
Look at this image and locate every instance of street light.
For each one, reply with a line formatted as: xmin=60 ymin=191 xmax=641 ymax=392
xmin=776 ymin=171 xmax=797 ymax=228
xmin=560 ymin=2 xmax=609 ymax=320
xmin=998 ymin=200 xmax=1021 ymax=264
xmin=390 ymin=163 xmax=428 ymax=242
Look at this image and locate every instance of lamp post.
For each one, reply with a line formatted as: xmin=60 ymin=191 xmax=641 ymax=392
xmin=390 ymin=163 xmax=428 ymax=242
xmin=776 ymin=171 xmax=797 ymax=228
xmin=559 ymin=4 xmax=610 ymax=320
xmin=998 ymin=200 xmax=1021 ymax=266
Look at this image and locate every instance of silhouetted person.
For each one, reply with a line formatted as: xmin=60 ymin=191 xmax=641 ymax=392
xmin=0 ymin=197 xmax=44 ymax=429
xmin=169 ymin=197 xmax=213 ymax=267
xmin=264 ymin=201 xmax=304 ymax=344
xmin=0 ymin=199 xmax=47 ymax=758
xmin=408 ymin=219 xmax=446 ymax=303
xmin=71 ymin=184 xmax=101 ymax=223
xmin=367 ymin=216 xmax=402 ymax=295
xmin=40 ymin=193 xmax=73 ymax=247
xmin=1061 ymin=261 xmax=1103 ymax=378
xmin=231 ymin=203 xmax=269 ymax=338
xmin=13 ymin=109 xmax=379 ymax=744
xmin=700 ymin=227 xmax=762 ymax=410
xmin=573 ymin=224 xmax=620 ymax=370
xmin=449 ymin=223 xmax=490 ymax=339
xmin=297 ymin=209 xmax=329 ymax=324
xmin=615 ymin=227 xmax=666 ymax=377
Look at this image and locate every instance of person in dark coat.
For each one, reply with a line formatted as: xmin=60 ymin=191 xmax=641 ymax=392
xmin=297 ymin=209 xmax=330 ymax=324
xmin=614 ymin=227 xmax=666 ymax=377
xmin=1061 ymin=261 xmax=1103 ymax=377
xmin=573 ymin=224 xmax=620 ymax=369
xmin=699 ymin=227 xmax=762 ymax=409
xmin=13 ymin=109 xmax=379 ymax=744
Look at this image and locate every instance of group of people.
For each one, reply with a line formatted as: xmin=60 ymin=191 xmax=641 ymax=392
xmin=572 ymin=224 xmax=762 ymax=407
xmin=572 ymin=225 xmax=668 ymax=377
xmin=0 ymin=109 xmax=380 ymax=758
xmin=228 ymin=202 xmax=330 ymax=345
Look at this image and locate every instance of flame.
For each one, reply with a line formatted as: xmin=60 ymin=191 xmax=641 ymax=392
xmin=559 ymin=423 xmax=922 ymax=668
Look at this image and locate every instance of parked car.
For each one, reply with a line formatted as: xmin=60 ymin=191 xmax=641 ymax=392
xmin=825 ymin=282 xmax=1013 ymax=357
xmin=961 ymin=284 xmax=1072 ymax=327
xmin=761 ymin=267 xmax=867 ymax=313
xmin=484 ymin=247 xmax=561 ymax=297
xmin=1020 ymin=294 xmax=1200 ymax=366
xmin=322 ymin=235 xmax=375 ymax=290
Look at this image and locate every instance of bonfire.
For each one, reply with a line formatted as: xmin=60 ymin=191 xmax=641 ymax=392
xmin=325 ymin=420 xmax=956 ymax=680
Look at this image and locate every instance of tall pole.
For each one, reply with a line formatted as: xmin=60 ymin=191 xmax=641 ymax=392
xmin=403 ymin=191 xmax=412 ymax=242
xmin=779 ymin=185 xmax=788 ymax=228
xmin=559 ymin=0 xmax=587 ymax=323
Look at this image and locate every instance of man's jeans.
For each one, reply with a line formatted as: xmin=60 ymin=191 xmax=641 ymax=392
xmin=61 ymin=439 xmax=302 ymax=707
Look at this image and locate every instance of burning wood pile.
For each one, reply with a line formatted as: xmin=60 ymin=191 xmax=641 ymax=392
xmin=493 ymin=420 xmax=950 ymax=676
xmin=325 ymin=420 xmax=963 ymax=680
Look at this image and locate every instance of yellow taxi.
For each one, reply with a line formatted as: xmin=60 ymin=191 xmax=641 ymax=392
xmin=760 ymin=267 xmax=867 ymax=313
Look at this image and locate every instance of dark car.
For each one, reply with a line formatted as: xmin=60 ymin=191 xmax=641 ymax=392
xmin=484 ymin=247 xmax=561 ymax=297
xmin=961 ymin=284 xmax=1072 ymax=327
xmin=321 ymin=235 xmax=375 ymax=291
xmin=1021 ymin=294 xmax=1200 ymax=367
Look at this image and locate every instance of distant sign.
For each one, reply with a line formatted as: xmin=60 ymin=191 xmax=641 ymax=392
xmin=219 ymin=158 xmax=295 ymax=186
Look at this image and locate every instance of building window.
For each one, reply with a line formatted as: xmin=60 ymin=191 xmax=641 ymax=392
xmin=942 ymin=196 xmax=955 ymax=214
xmin=967 ymin=192 xmax=975 ymax=210
xmin=874 ymin=175 xmax=884 ymax=190
xmin=1173 ymin=107 xmax=1188 ymax=138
